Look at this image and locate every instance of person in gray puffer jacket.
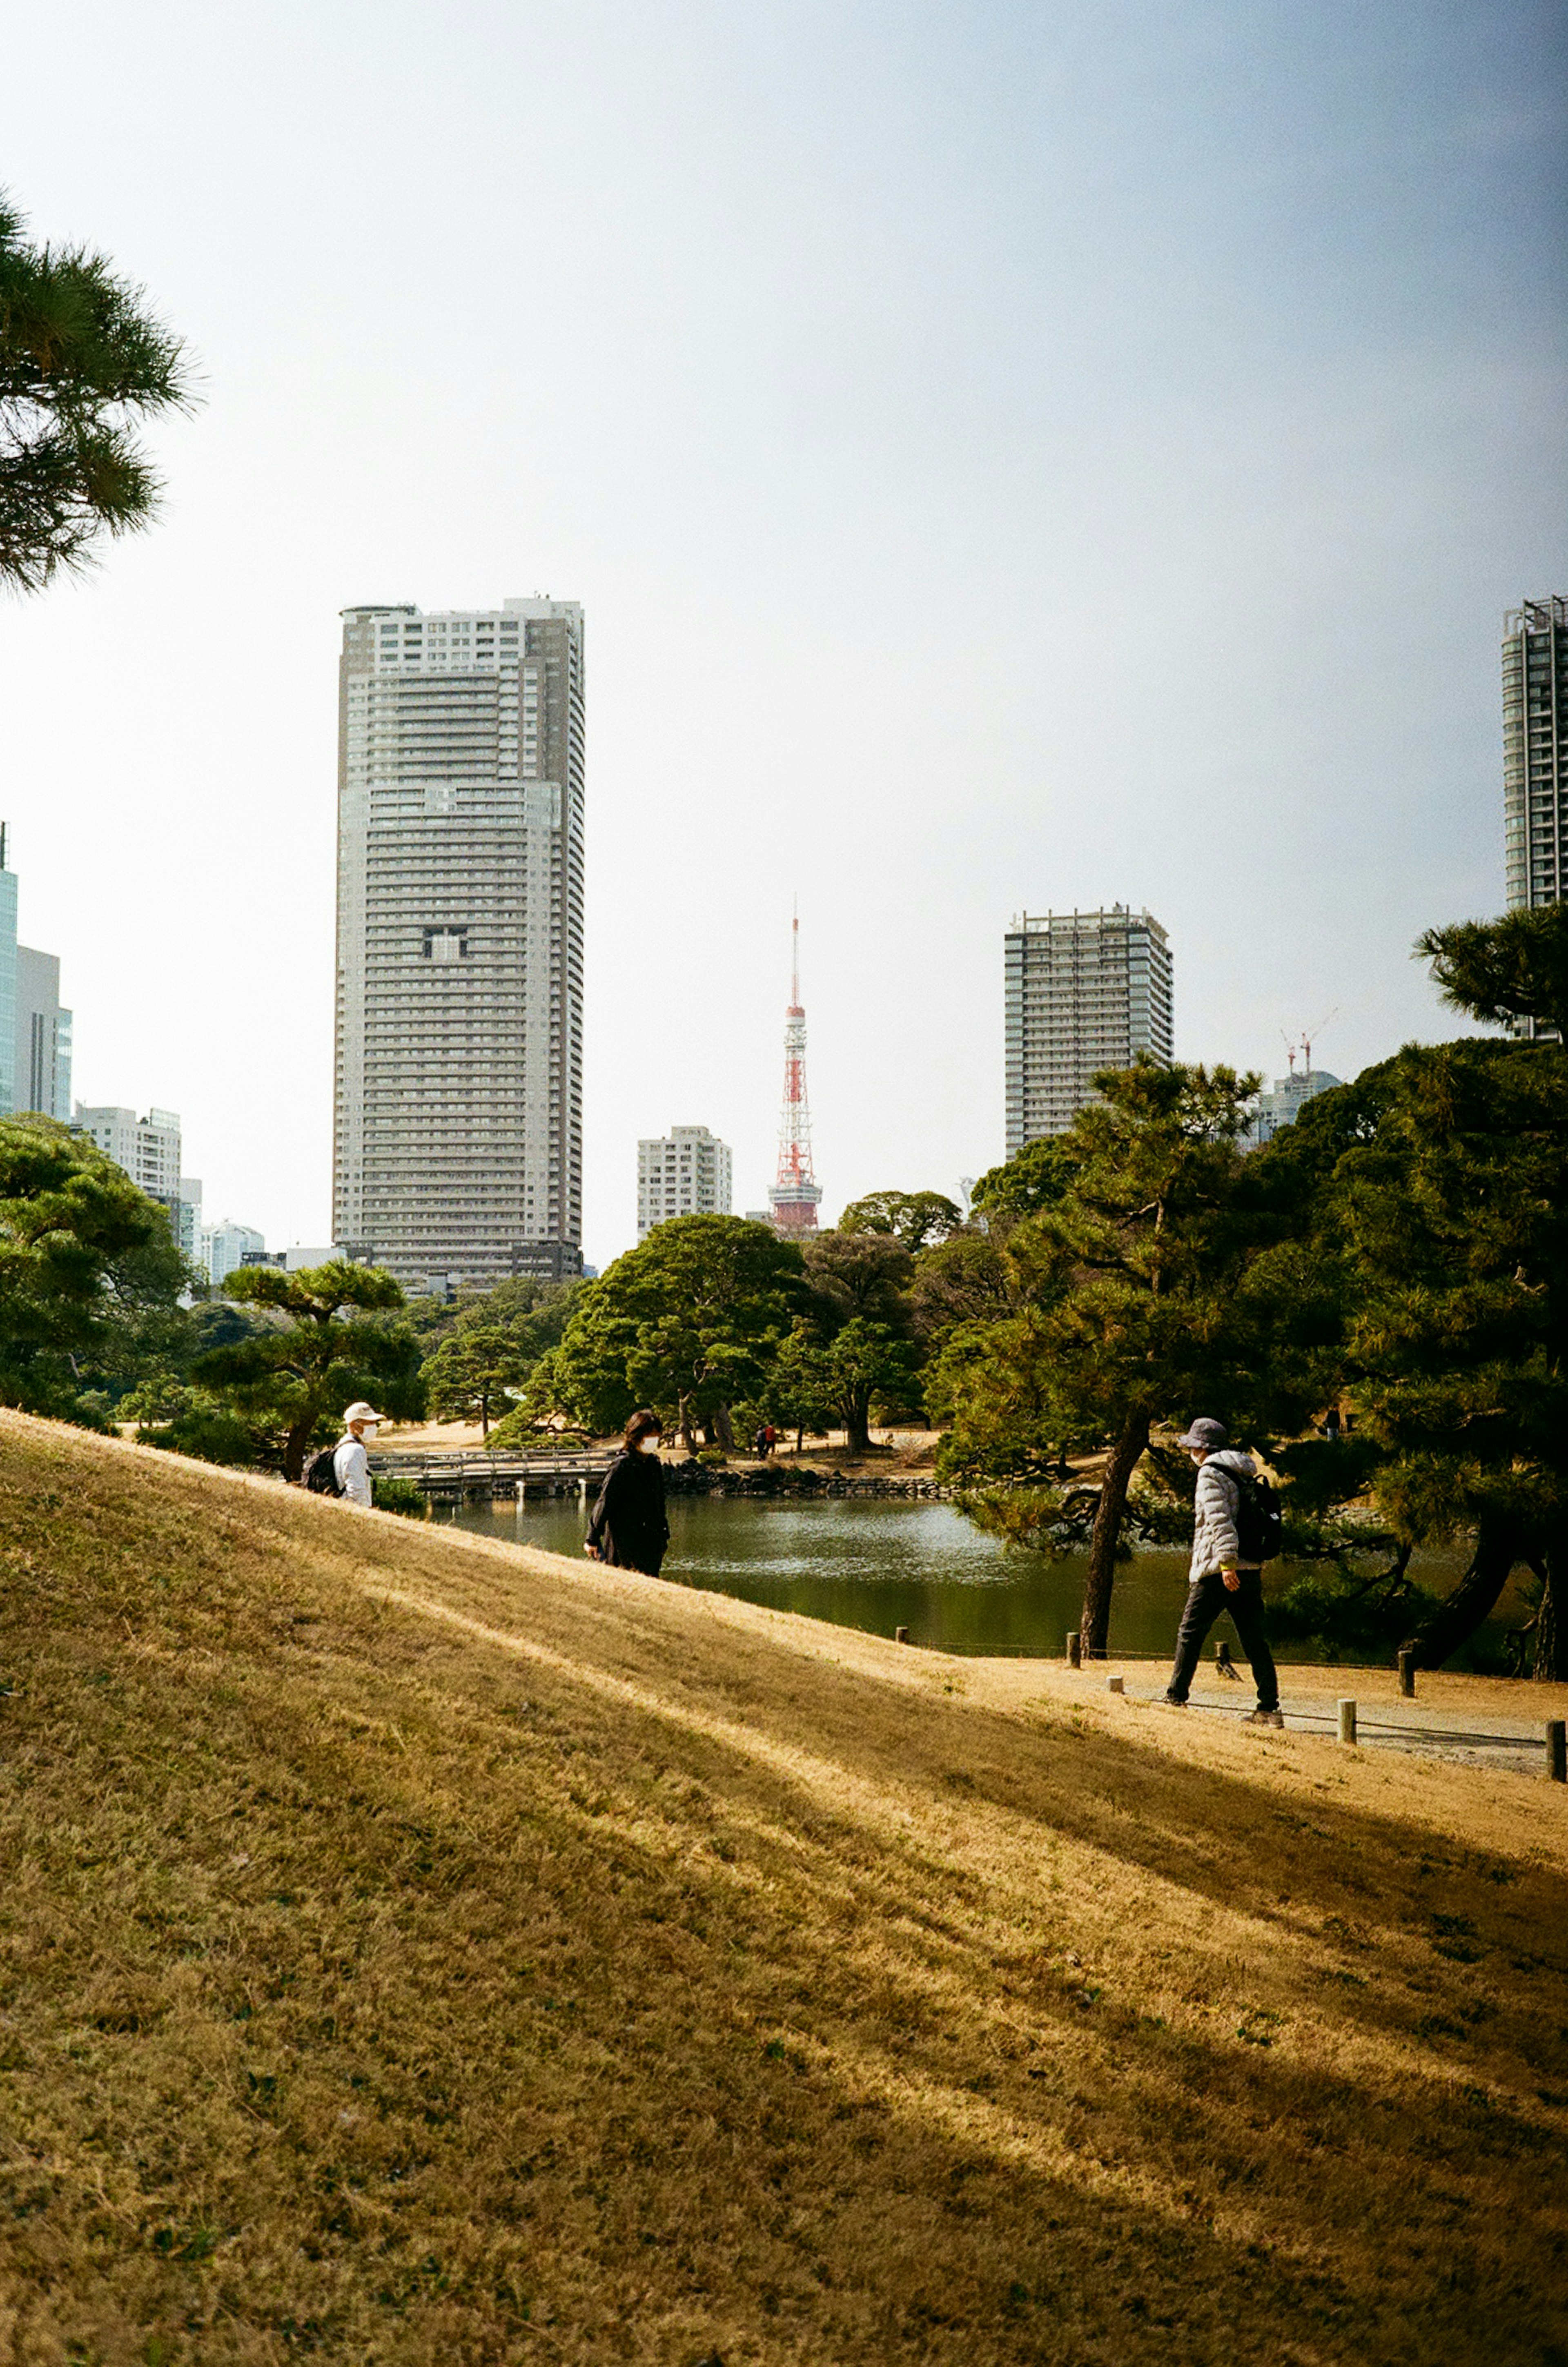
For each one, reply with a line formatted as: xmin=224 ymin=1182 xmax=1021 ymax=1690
xmin=1163 ymin=1416 xmax=1282 ymax=1726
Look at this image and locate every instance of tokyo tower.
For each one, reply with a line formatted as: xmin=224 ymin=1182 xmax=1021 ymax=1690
xmin=767 ymin=911 xmax=824 ymax=1232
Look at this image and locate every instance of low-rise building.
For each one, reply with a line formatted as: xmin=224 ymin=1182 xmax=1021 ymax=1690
xmin=637 ymin=1125 xmax=734 ymax=1240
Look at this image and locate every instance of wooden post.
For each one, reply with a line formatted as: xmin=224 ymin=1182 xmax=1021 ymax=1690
xmin=894 ymin=1625 xmax=909 ymax=1645
xmin=1106 ymin=1674 xmax=1124 ymax=1695
xmin=1398 ymin=1650 xmax=1415 ymax=1698
xmin=1338 ymin=1698 xmax=1357 ymax=1747
xmin=1215 ymin=1640 xmax=1234 ymax=1674
xmin=1066 ymin=1631 xmax=1082 ymax=1669
xmin=1547 ymin=1721 xmax=1567 ymax=1784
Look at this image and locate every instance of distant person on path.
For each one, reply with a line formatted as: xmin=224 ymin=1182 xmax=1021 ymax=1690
xmin=1322 ymin=1405 xmax=1342 ymax=1443
xmin=586 ymin=1409 xmax=670 ymax=1577
xmin=763 ymin=1423 xmax=777 ymax=1458
xmin=1164 ymin=1417 xmax=1282 ymax=1727
xmin=333 ymin=1401 xmax=386 ymax=1510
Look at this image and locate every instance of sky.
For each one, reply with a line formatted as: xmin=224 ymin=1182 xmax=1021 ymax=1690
xmin=1 ymin=0 xmax=1564 ymax=1269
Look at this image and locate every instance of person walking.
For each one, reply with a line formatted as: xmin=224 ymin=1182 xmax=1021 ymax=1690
xmin=332 ymin=1401 xmax=386 ymax=1510
xmin=585 ymin=1409 xmax=670 ymax=1577
xmin=1164 ymin=1417 xmax=1282 ymax=1726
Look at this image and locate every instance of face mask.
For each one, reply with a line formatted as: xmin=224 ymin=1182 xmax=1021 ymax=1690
xmin=639 ymin=1436 xmax=661 ymax=1454
xmin=360 ymin=1423 xmax=379 ymax=1440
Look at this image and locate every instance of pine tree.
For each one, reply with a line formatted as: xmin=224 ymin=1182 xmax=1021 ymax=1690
xmin=0 ymin=192 xmax=193 ymax=592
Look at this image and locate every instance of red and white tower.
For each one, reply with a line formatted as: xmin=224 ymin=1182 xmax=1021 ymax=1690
xmin=767 ymin=912 xmax=824 ymax=1233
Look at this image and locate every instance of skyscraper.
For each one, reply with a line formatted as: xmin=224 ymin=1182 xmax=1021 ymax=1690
xmin=0 ymin=827 xmax=74 ymax=1122
xmin=16 ymin=946 xmax=72 ymax=1120
xmin=1004 ymin=905 xmax=1173 ymax=1151
xmin=1503 ymin=595 xmax=1565 ymax=915
xmin=637 ymin=1126 xmax=733 ymax=1240
xmin=333 ymin=598 xmax=586 ymax=1292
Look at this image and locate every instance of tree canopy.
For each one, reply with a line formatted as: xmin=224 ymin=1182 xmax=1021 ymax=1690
xmin=0 ymin=192 xmax=194 ymax=592
xmin=1417 ymin=903 xmax=1568 ymax=1042
xmin=194 ymin=1260 xmax=423 ymax=1479
xmin=0 ymin=1117 xmax=189 ymax=1422
xmin=541 ymin=1218 xmax=806 ymax=1452
xmin=838 ymin=1189 xmax=966 ymax=1252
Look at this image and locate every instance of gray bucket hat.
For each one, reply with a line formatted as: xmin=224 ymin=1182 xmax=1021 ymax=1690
xmin=1176 ymin=1417 xmax=1229 ymax=1452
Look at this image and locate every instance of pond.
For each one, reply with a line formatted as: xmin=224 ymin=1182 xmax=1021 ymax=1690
xmin=432 ymin=1494 xmax=1519 ymax=1671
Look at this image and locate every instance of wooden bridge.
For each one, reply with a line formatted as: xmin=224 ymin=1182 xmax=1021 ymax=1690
xmin=368 ymin=1450 xmax=952 ymax=1506
xmin=368 ymin=1450 xmax=610 ymax=1504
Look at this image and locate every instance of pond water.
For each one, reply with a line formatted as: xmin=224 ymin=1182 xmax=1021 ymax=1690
xmin=433 ymin=1494 xmax=1515 ymax=1670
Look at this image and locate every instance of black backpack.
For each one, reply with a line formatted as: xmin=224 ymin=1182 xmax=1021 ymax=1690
xmin=303 ymin=1445 xmax=344 ymax=1497
xmin=1226 ymin=1468 xmax=1283 ymax=1563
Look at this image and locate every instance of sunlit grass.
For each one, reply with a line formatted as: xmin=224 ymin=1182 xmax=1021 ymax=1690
xmin=0 ymin=1411 xmax=1564 ymax=2363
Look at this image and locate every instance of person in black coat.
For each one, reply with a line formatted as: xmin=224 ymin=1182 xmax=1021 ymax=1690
xmin=585 ymin=1408 xmax=670 ymax=1576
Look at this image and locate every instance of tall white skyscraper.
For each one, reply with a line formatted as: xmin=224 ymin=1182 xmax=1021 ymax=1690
xmin=1004 ymin=906 xmax=1173 ymax=1151
xmin=637 ymin=1126 xmax=733 ymax=1240
xmin=333 ymin=598 xmax=586 ymax=1292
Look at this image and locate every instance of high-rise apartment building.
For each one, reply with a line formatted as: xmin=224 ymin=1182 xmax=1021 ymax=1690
xmin=1004 ymin=906 xmax=1173 ymax=1151
xmin=16 ymin=946 xmax=72 ymax=1120
xmin=637 ymin=1126 xmax=733 ymax=1240
xmin=74 ymin=1104 xmax=198 ymax=1254
xmin=1503 ymin=596 xmax=1566 ymax=916
xmin=333 ymin=598 xmax=586 ymax=1293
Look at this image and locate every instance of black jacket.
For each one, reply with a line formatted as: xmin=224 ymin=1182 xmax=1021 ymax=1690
xmin=586 ymin=1450 xmax=670 ymax=1576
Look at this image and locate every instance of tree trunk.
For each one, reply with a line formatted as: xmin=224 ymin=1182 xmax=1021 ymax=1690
xmin=1535 ymin=1529 xmax=1568 ymax=1681
xmin=480 ymin=1400 xmax=490 ymax=1439
xmin=284 ymin=1417 xmax=314 ymax=1483
xmin=714 ymin=1403 xmax=735 ymax=1450
xmin=1404 ymin=1512 xmax=1517 ymax=1670
xmin=678 ymin=1392 xmax=696 ymax=1457
xmin=843 ymin=1390 xmax=871 ymax=1455
xmin=1079 ymin=1416 xmax=1148 ymax=1658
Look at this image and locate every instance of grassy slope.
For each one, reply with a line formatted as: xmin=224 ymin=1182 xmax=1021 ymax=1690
xmin=0 ymin=1416 xmax=1565 ymax=2367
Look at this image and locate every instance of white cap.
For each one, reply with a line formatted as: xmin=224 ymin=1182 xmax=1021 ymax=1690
xmin=343 ymin=1401 xmax=386 ymax=1425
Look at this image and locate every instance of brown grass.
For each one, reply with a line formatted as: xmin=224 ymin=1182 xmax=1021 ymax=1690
xmin=0 ymin=1411 xmax=1565 ymax=2366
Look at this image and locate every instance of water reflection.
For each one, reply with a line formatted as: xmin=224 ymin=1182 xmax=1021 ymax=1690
xmin=437 ymin=1494 xmax=1501 ymax=1668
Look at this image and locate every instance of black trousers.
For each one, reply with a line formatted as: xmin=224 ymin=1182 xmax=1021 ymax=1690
xmin=1167 ymin=1571 xmax=1279 ymax=1710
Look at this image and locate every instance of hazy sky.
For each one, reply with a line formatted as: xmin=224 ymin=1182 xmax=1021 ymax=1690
xmin=2 ymin=1 xmax=1564 ymax=1267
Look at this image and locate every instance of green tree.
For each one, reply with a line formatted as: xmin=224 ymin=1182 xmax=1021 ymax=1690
xmin=838 ymin=1189 xmax=965 ymax=1251
xmin=798 ymin=1229 xmax=921 ymax=1451
xmin=423 ymin=1325 xmax=526 ymax=1437
xmin=754 ymin=1320 xmax=839 ymax=1452
xmin=195 ymin=1260 xmax=423 ymax=1480
xmin=942 ymin=1060 xmax=1315 ymax=1656
xmin=543 ymin=1218 xmax=805 ymax=1453
xmin=969 ymin=1137 xmax=1078 ymax=1223
xmin=1418 ymin=902 xmax=1568 ymax=1042
xmin=0 ymin=1117 xmax=187 ymax=1421
xmin=1297 ymin=1039 xmax=1568 ymax=1678
xmin=0 ymin=192 xmax=194 ymax=593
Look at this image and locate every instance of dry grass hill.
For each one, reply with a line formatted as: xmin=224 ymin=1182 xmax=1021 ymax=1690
xmin=0 ymin=1412 xmax=1565 ymax=2366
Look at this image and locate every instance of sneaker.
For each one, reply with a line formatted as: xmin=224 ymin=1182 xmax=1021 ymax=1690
xmin=1162 ymin=1693 xmax=1188 ymax=1708
xmin=1243 ymin=1708 xmax=1284 ymax=1728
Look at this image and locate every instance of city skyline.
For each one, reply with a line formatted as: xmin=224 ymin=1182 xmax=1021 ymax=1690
xmin=0 ymin=5 xmax=1559 ymax=1266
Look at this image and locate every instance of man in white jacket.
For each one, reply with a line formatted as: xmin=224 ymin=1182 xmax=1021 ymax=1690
xmin=332 ymin=1401 xmax=385 ymax=1510
xmin=1163 ymin=1416 xmax=1283 ymax=1726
